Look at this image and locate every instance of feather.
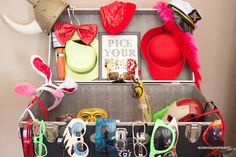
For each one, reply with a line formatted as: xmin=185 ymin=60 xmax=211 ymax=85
xmin=155 ymin=2 xmax=202 ymax=90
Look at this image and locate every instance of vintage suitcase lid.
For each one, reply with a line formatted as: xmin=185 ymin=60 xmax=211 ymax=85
xmin=48 ymin=8 xmax=195 ymax=84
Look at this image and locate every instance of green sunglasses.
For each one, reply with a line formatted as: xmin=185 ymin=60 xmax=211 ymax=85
xmin=150 ymin=118 xmax=178 ymax=157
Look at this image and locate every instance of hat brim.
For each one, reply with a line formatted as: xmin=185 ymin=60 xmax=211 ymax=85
xmin=65 ymin=39 xmax=99 ymax=81
xmin=141 ymin=26 xmax=186 ymax=80
xmin=100 ymin=2 xmax=136 ymax=35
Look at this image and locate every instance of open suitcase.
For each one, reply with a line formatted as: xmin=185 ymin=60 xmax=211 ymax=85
xmin=19 ymin=8 xmax=223 ymax=157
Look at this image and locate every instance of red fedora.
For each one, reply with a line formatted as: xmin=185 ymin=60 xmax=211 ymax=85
xmin=100 ymin=1 xmax=136 ymax=35
xmin=141 ymin=26 xmax=186 ymax=80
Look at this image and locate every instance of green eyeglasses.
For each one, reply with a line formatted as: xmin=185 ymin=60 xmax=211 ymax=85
xmin=33 ymin=119 xmax=48 ymax=157
xmin=150 ymin=118 xmax=179 ymax=157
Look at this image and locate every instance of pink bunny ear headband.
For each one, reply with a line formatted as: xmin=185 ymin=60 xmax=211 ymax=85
xmin=15 ymin=55 xmax=78 ymax=111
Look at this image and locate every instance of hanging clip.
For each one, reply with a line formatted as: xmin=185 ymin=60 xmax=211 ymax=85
xmin=131 ymin=76 xmax=143 ymax=99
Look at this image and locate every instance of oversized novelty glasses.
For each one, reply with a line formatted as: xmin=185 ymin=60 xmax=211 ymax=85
xmin=76 ymin=108 xmax=108 ymax=122
xmin=132 ymin=122 xmax=149 ymax=157
xmin=107 ymin=72 xmax=133 ymax=81
xmin=106 ymin=59 xmax=138 ymax=81
xmin=203 ymin=120 xmax=225 ymax=157
xmin=150 ymin=118 xmax=179 ymax=157
xmin=204 ymin=150 xmax=223 ymax=157
xmin=181 ymin=102 xmax=225 ymax=157
xmin=63 ymin=119 xmax=89 ymax=157
xmin=33 ymin=119 xmax=47 ymax=157
xmin=203 ymin=120 xmax=225 ymax=147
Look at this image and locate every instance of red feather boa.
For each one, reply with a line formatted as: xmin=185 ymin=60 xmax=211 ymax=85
xmin=155 ymin=2 xmax=202 ymax=90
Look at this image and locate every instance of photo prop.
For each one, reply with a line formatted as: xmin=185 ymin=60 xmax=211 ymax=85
xmin=22 ymin=120 xmax=35 ymax=157
xmin=95 ymin=118 xmax=117 ymax=157
xmin=162 ymin=98 xmax=203 ymax=122
xmin=2 ymin=0 xmax=69 ymax=34
xmin=15 ymin=55 xmax=77 ymax=111
xmin=132 ymin=122 xmax=149 ymax=157
xmin=33 ymin=119 xmax=47 ymax=157
xmin=141 ymin=2 xmax=201 ymax=89
xmin=17 ymin=95 xmax=49 ymax=151
xmin=202 ymin=120 xmax=225 ymax=157
xmin=150 ymin=118 xmax=179 ymax=157
xmin=17 ymin=96 xmax=49 ymax=123
xmin=52 ymin=8 xmax=99 ymax=81
xmin=115 ymin=128 xmax=131 ymax=157
xmin=168 ymin=0 xmax=202 ymax=33
xmin=12 ymin=0 xmax=230 ymax=157
xmin=63 ymin=119 xmax=89 ymax=157
xmin=54 ymin=22 xmax=98 ymax=46
xmin=100 ymin=1 xmax=136 ymax=35
xmin=100 ymin=33 xmax=140 ymax=80
xmin=76 ymin=108 xmax=108 ymax=122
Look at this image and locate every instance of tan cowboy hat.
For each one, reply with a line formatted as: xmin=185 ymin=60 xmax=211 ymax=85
xmin=2 ymin=0 xmax=69 ymax=34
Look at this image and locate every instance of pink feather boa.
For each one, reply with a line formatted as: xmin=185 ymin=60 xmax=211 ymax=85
xmin=155 ymin=2 xmax=201 ymax=89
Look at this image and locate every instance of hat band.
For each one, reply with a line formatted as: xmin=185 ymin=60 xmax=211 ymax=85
xmin=169 ymin=5 xmax=195 ymax=29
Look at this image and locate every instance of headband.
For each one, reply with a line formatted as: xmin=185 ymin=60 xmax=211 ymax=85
xmin=15 ymin=55 xmax=78 ymax=111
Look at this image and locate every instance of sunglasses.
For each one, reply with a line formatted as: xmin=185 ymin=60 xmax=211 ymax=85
xmin=107 ymin=71 xmax=133 ymax=80
xmin=203 ymin=120 xmax=225 ymax=147
xmin=106 ymin=59 xmax=138 ymax=81
xmin=184 ymin=102 xmax=225 ymax=157
xmin=204 ymin=150 xmax=223 ymax=157
xmin=132 ymin=122 xmax=149 ymax=157
xmin=181 ymin=103 xmax=225 ymax=157
xmin=33 ymin=119 xmax=47 ymax=157
xmin=63 ymin=119 xmax=89 ymax=157
xmin=150 ymin=118 xmax=179 ymax=157
xmin=203 ymin=120 xmax=225 ymax=157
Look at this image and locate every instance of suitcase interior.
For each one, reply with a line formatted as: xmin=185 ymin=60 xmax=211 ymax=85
xmin=19 ymin=9 xmax=222 ymax=157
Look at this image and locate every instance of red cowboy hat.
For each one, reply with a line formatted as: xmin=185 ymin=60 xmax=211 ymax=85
xmin=100 ymin=1 xmax=136 ymax=35
xmin=141 ymin=26 xmax=186 ymax=80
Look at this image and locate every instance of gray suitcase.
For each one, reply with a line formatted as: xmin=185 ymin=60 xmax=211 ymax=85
xmin=19 ymin=9 xmax=223 ymax=157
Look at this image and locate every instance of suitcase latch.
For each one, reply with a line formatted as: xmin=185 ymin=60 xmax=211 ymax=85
xmin=185 ymin=124 xmax=202 ymax=143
